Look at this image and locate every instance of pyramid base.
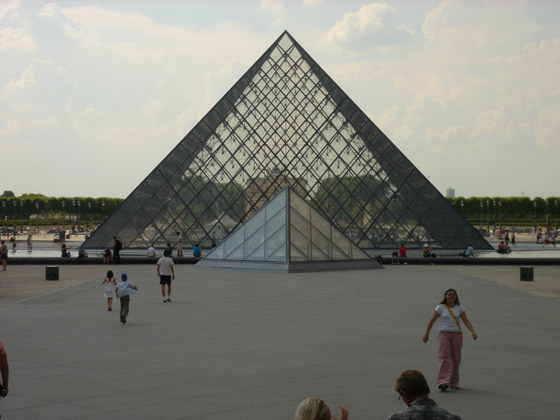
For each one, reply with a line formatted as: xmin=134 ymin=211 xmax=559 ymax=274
xmin=195 ymin=258 xmax=383 ymax=272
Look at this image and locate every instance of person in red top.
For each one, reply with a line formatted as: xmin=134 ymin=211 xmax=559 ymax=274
xmin=0 ymin=340 xmax=9 ymax=399
xmin=399 ymin=244 xmax=407 ymax=258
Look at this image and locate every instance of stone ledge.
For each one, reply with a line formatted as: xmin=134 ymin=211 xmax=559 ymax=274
xmin=5 ymin=256 xmax=201 ymax=265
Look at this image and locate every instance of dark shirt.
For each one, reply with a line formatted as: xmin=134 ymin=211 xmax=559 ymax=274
xmin=387 ymin=398 xmax=461 ymax=420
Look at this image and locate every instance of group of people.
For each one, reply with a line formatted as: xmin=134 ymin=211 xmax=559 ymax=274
xmin=101 ymin=236 xmax=122 ymax=264
xmin=294 ymin=370 xmax=461 ymax=420
xmin=146 ymin=242 xmax=201 ymax=258
xmin=102 ymin=270 xmax=138 ymax=323
xmin=293 ymin=287 xmax=476 ymax=420
xmin=391 ymin=243 xmax=474 ymax=261
xmin=391 ymin=244 xmax=408 ymax=264
xmin=101 ymin=249 xmax=176 ymax=323
xmin=536 ymin=228 xmax=557 ymax=246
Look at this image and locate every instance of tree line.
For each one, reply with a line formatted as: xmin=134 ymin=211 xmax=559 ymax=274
xmin=447 ymin=196 xmax=560 ymax=220
xmin=0 ymin=192 xmax=123 ymax=219
xmin=1 ymin=190 xmax=558 ymax=225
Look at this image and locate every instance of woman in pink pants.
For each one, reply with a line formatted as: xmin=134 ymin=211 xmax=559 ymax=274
xmin=423 ymin=288 xmax=477 ymax=392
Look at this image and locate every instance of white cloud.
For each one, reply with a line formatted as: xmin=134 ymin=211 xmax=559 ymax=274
xmin=2 ymin=58 xmax=50 ymax=96
xmin=0 ymin=1 xmax=559 ymax=198
xmin=259 ymin=0 xmax=284 ymax=25
xmin=325 ymin=60 xmax=379 ymax=81
xmin=140 ymin=100 xmax=165 ymax=118
xmin=0 ymin=1 xmax=35 ymax=52
xmin=303 ymin=0 xmax=323 ymax=7
xmin=535 ymin=106 xmax=560 ymax=151
xmin=321 ymin=3 xmax=416 ymax=49
xmin=0 ymin=116 xmax=21 ymax=136
xmin=30 ymin=115 xmax=60 ymax=127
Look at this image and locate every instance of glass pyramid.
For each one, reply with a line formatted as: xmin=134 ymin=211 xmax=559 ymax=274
xmin=196 ymin=187 xmax=381 ymax=272
xmin=83 ymin=31 xmax=491 ymax=251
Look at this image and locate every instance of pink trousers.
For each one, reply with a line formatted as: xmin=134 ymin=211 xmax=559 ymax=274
xmin=437 ymin=331 xmax=463 ymax=387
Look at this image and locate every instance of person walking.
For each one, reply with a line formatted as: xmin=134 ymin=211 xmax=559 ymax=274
xmin=422 ymin=288 xmax=477 ymax=391
xmin=115 ymin=273 xmax=138 ymax=324
xmin=0 ymin=339 xmax=9 ymax=419
xmin=0 ymin=340 xmax=9 ymax=398
xmin=27 ymin=234 xmax=33 ymax=251
xmin=157 ymin=250 xmax=175 ymax=303
xmin=102 ymin=270 xmax=117 ymax=311
xmin=0 ymin=241 xmax=7 ymax=271
xmin=389 ymin=370 xmax=461 ymax=420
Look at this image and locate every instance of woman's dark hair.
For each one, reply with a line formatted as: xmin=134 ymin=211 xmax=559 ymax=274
xmin=107 ymin=270 xmax=113 ymax=278
xmin=439 ymin=288 xmax=460 ymax=305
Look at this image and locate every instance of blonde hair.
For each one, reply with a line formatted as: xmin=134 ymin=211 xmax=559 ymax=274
xmin=294 ymin=397 xmax=331 ymax=420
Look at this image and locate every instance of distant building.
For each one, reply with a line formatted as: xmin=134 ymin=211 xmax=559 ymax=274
xmin=446 ymin=187 xmax=455 ymax=198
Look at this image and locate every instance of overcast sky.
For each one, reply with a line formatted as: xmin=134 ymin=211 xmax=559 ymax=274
xmin=1 ymin=0 xmax=559 ymax=199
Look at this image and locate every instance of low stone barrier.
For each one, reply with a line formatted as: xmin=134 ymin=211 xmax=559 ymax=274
xmin=6 ymin=256 xmax=202 ymax=265
xmin=5 ymin=255 xmax=560 ymax=265
xmin=380 ymin=256 xmax=560 ymax=265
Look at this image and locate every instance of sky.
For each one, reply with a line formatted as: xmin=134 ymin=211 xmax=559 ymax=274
xmin=1 ymin=0 xmax=559 ymax=199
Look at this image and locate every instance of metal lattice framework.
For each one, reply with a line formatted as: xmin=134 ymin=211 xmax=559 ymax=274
xmin=84 ymin=31 xmax=491 ymax=250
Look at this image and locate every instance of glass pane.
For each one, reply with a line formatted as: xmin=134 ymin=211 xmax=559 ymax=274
xmin=266 ymin=207 xmax=286 ymax=238
xmin=224 ymin=228 xmax=245 ymax=258
xmin=290 ymin=225 xmax=310 ymax=261
xmin=245 ymin=225 xmax=265 ymax=258
xmin=311 ymin=226 xmax=331 ymax=260
xmin=269 ymin=244 xmax=287 ymax=261
xmin=290 ymin=209 xmax=310 ymax=239
xmin=265 ymin=226 xmax=287 ymax=261
xmin=246 ymin=242 xmax=265 ymax=261
xmin=245 ymin=210 xmax=265 ymax=238
xmin=311 ymin=244 xmax=330 ymax=261
xmin=228 ymin=243 xmax=245 ymax=260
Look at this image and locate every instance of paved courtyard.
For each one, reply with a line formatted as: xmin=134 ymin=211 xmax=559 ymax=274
xmin=1 ymin=263 xmax=559 ymax=419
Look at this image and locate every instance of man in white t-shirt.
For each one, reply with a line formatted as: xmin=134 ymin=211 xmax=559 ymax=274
xmin=157 ymin=250 xmax=175 ymax=303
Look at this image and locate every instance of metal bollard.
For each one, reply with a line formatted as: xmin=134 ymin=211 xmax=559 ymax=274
xmin=46 ymin=266 xmax=59 ymax=281
xmin=520 ymin=266 xmax=533 ymax=282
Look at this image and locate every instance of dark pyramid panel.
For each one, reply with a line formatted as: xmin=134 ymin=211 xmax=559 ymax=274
xmin=84 ymin=31 xmax=490 ymax=251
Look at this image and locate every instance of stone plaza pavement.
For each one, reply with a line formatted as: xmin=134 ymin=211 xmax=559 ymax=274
xmin=0 ymin=263 xmax=559 ymax=419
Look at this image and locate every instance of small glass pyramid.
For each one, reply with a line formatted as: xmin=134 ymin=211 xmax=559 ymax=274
xmin=196 ymin=187 xmax=381 ymax=272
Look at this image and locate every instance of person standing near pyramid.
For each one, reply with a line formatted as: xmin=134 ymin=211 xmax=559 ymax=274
xmin=175 ymin=231 xmax=183 ymax=257
xmin=113 ymin=236 xmax=122 ymax=264
xmin=157 ymin=250 xmax=175 ymax=303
